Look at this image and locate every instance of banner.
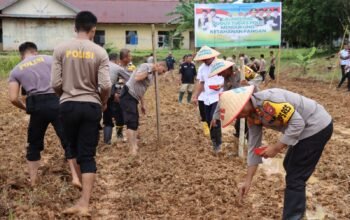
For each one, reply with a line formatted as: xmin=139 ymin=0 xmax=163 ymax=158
xmin=194 ymin=2 xmax=282 ymax=47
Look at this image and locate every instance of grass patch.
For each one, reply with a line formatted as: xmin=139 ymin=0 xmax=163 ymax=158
xmin=0 ymin=48 xmax=341 ymax=83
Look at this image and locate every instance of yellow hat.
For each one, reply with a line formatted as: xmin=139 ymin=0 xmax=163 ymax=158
xmin=243 ymin=65 xmax=257 ymax=80
xmin=194 ymin=46 xmax=220 ymax=61
xmin=209 ymin=59 xmax=234 ymax=78
xmin=219 ymin=85 xmax=255 ymax=128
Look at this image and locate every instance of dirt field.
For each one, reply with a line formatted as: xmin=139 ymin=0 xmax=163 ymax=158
xmin=0 ymin=75 xmax=349 ymax=220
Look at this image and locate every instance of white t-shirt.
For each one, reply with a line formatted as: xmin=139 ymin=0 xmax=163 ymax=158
xmin=340 ymin=49 xmax=349 ymax=65
xmin=197 ymin=63 xmax=207 ymax=102
xmin=198 ymin=63 xmax=224 ymax=105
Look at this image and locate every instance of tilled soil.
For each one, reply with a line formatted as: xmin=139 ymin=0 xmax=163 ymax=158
xmin=0 ymin=76 xmax=349 ymax=219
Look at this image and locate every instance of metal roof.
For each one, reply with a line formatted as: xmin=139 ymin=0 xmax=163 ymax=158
xmin=64 ymin=0 xmax=178 ymax=24
xmin=0 ymin=0 xmax=178 ymax=24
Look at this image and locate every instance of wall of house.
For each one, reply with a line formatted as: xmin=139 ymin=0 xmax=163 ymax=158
xmin=1 ymin=19 xmax=190 ymax=51
xmin=2 ymin=18 xmax=75 ymax=50
xmin=98 ymin=24 xmax=190 ymax=50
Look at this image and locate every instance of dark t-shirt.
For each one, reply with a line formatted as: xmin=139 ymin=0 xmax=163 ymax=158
xmin=179 ymin=62 xmax=196 ymax=84
xmin=165 ymin=56 xmax=176 ymax=70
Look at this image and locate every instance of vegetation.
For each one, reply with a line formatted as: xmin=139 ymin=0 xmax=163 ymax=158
xmin=168 ymin=0 xmax=350 ymax=48
xmin=293 ymin=47 xmax=317 ymax=75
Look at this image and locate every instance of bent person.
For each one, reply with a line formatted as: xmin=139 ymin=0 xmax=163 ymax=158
xmin=8 ymin=42 xmax=81 ymax=188
xmin=119 ymin=62 xmax=166 ymax=155
xmin=219 ymin=86 xmax=333 ymax=219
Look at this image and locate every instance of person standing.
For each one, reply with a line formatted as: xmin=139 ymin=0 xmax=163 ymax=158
xmin=8 ymin=42 xmax=81 ymax=188
xmin=119 ymin=62 xmax=167 ymax=155
xmin=51 ymin=11 xmax=112 ymax=216
xmin=192 ymin=46 xmax=223 ymax=153
xmin=178 ymin=54 xmax=197 ymax=104
xmin=219 ymin=86 xmax=333 ymax=219
xmin=337 ymin=44 xmax=350 ymax=89
xmin=165 ymin=52 xmax=176 ymax=80
xmin=269 ymin=50 xmax=276 ymax=80
xmin=103 ymin=53 xmax=131 ymax=144
xmin=259 ymin=54 xmax=267 ymax=81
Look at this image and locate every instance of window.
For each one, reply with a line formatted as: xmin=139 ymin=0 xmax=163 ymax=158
xmin=158 ymin=31 xmax=169 ymax=48
xmin=94 ymin=30 xmax=105 ymax=46
xmin=126 ymin=31 xmax=138 ymax=45
xmin=0 ymin=29 xmax=3 ymax=43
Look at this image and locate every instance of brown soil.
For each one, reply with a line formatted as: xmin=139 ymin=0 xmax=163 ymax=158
xmin=0 ymin=75 xmax=349 ymax=219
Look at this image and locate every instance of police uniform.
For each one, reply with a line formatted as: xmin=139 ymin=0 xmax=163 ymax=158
xmin=247 ymin=88 xmax=333 ymax=219
xmin=9 ymin=55 xmax=71 ymax=161
xmin=103 ymin=62 xmax=131 ymax=144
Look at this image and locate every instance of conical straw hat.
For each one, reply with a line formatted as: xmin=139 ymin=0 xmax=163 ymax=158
xmin=209 ymin=59 xmax=234 ymax=77
xmin=219 ymin=85 xmax=255 ymax=128
xmin=194 ymin=46 xmax=220 ymax=61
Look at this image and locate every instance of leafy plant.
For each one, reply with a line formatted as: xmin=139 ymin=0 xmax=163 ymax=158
xmin=167 ymin=0 xmax=221 ymax=37
xmin=104 ymin=42 xmax=118 ymax=55
xmin=293 ymin=47 xmax=317 ymax=75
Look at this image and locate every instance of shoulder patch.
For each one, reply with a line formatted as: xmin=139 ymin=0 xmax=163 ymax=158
xmin=262 ymin=101 xmax=295 ymax=124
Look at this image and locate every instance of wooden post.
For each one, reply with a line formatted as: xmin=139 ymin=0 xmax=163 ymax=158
xmin=239 ymin=58 xmax=246 ymax=158
xmin=329 ymin=25 xmax=348 ymax=89
xmin=276 ymin=45 xmax=282 ymax=85
xmin=152 ymin=24 xmax=161 ymax=143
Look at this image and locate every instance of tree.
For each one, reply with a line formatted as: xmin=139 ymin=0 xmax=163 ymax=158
xmin=167 ymin=0 xmax=221 ymax=37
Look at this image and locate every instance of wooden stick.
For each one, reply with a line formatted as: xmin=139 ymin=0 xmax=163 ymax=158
xmin=329 ymin=25 xmax=348 ymax=89
xmin=238 ymin=59 xmax=246 ymax=158
xmin=151 ymin=24 xmax=161 ymax=144
xmin=276 ymin=45 xmax=282 ymax=85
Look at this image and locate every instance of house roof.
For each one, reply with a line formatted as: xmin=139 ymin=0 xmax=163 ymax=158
xmin=63 ymin=0 xmax=178 ymax=24
xmin=0 ymin=0 xmax=179 ymax=24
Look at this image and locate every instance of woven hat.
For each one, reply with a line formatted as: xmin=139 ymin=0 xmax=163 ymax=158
xmin=219 ymin=85 xmax=255 ymax=128
xmin=194 ymin=46 xmax=220 ymax=61
xmin=209 ymin=59 xmax=234 ymax=77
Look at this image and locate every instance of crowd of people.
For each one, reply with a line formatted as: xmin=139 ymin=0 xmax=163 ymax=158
xmin=7 ymin=10 xmax=335 ymax=219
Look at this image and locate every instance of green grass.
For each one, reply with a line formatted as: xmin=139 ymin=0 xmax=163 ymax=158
xmin=0 ymin=48 xmax=342 ymax=83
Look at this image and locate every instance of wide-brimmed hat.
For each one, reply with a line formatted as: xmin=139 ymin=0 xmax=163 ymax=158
xmin=194 ymin=46 xmax=220 ymax=61
xmin=209 ymin=59 xmax=234 ymax=77
xmin=219 ymin=85 xmax=255 ymax=128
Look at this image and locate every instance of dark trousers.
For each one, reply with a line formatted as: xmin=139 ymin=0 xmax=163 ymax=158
xmin=103 ymin=98 xmax=124 ymax=127
xmin=198 ymin=100 xmax=206 ymax=122
xmin=26 ymin=94 xmax=70 ymax=161
xmin=282 ymin=122 xmax=333 ymax=220
xmin=60 ymin=102 xmax=101 ymax=173
xmin=337 ymin=70 xmax=350 ymax=90
xmin=119 ymin=87 xmax=139 ymax=131
xmin=259 ymin=71 xmax=267 ymax=81
xmin=204 ymin=102 xmax=222 ymax=147
xmin=269 ymin=66 xmax=276 ymax=80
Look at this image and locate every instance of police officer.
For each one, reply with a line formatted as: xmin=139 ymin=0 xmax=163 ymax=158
xmin=219 ymin=86 xmax=333 ymax=219
xmin=8 ymin=42 xmax=81 ymax=188
xmin=103 ymin=52 xmax=130 ymax=144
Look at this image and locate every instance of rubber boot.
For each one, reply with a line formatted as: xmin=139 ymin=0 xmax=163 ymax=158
xmin=103 ymin=126 xmax=113 ymax=144
xmin=202 ymin=122 xmax=210 ymax=137
xmin=178 ymin=92 xmax=185 ymax=103
xmin=116 ymin=126 xmax=124 ymax=141
xmin=210 ymin=121 xmax=222 ymax=153
xmin=282 ymin=188 xmax=306 ymax=220
xmin=187 ymin=92 xmax=192 ymax=104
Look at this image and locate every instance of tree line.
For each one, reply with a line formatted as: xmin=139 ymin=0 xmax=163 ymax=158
xmin=170 ymin=0 xmax=350 ymax=48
